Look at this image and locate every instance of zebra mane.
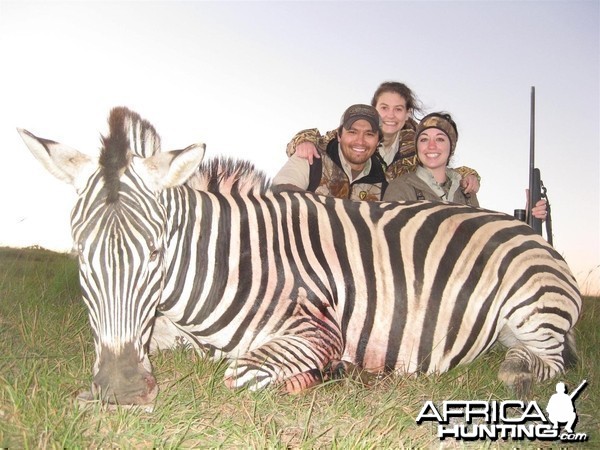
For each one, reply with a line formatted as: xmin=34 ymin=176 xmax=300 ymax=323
xmin=97 ymin=107 xmax=268 ymax=198
xmin=186 ymin=156 xmax=271 ymax=196
xmin=99 ymin=107 xmax=162 ymax=202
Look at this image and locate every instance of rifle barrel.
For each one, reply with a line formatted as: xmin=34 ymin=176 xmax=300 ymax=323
xmin=528 ymin=86 xmax=543 ymax=234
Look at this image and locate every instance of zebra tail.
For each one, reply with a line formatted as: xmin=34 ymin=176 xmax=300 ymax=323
xmin=563 ymin=328 xmax=578 ymax=370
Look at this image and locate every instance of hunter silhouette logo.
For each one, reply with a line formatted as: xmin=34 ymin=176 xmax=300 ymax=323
xmin=546 ymin=380 xmax=587 ymax=434
xmin=416 ymin=380 xmax=589 ymax=442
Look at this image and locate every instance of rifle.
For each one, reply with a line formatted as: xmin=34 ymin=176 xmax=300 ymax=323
xmin=527 ymin=86 xmax=553 ymax=245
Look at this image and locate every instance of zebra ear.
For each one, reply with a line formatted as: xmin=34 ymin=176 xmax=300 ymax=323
xmin=140 ymin=143 xmax=206 ymax=190
xmin=17 ymin=128 xmax=97 ymax=192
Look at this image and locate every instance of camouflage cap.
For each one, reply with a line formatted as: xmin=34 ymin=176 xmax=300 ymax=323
xmin=340 ymin=104 xmax=381 ymax=132
xmin=416 ymin=112 xmax=459 ymax=154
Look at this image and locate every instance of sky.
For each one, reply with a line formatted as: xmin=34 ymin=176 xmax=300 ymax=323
xmin=0 ymin=0 xmax=598 ymax=294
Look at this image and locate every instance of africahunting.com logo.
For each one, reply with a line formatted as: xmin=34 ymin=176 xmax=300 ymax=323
xmin=416 ymin=380 xmax=588 ymax=442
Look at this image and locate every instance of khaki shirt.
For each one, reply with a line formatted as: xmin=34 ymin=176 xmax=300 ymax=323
xmin=383 ymin=167 xmax=479 ymax=206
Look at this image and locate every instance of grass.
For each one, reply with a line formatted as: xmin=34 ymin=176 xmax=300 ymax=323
xmin=0 ymin=246 xmax=598 ymax=448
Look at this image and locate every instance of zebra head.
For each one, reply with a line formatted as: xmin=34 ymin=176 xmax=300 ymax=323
xmin=18 ymin=107 xmax=205 ymax=405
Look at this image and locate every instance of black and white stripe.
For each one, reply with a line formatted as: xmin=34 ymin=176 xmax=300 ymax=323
xmin=19 ymin=107 xmax=581 ymax=403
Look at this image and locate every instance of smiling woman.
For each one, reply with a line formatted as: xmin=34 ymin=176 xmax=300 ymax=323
xmin=383 ymin=112 xmax=479 ymax=206
xmin=383 ymin=112 xmax=551 ymax=226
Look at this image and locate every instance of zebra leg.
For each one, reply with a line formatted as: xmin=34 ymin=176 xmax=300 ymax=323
xmin=224 ymin=289 xmax=343 ymax=393
xmin=498 ymin=347 xmax=535 ymax=398
xmin=223 ymin=332 xmax=341 ymax=393
xmin=498 ymin=329 xmax=578 ymax=398
xmin=148 ymin=314 xmax=190 ymax=353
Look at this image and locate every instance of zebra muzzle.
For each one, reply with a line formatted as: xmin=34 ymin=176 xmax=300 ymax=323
xmin=91 ymin=343 xmax=159 ymax=405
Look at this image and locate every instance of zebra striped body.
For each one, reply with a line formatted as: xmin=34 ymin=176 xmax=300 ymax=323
xmin=19 ymin=107 xmax=581 ymax=405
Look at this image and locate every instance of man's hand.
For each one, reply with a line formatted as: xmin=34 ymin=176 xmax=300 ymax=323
xmin=460 ymin=173 xmax=480 ymax=194
xmin=296 ymin=142 xmax=320 ymax=165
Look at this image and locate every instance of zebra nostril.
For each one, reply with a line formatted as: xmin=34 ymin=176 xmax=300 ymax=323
xmin=145 ymin=374 xmax=157 ymax=392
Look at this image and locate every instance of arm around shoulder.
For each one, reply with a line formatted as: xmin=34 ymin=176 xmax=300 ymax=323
xmin=286 ymin=128 xmax=336 ymax=157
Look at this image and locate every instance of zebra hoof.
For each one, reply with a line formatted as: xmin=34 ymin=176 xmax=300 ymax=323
xmin=498 ymin=358 xmax=533 ymax=399
xmin=324 ymin=360 xmax=375 ymax=385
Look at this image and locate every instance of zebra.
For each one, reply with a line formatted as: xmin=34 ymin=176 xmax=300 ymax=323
xmin=18 ymin=107 xmax=581 ymax=405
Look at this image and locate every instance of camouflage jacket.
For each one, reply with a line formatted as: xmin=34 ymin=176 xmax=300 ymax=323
xmin=286 ymin=118 xmax=480 ymax=182
xmin=309 ymin=138 xmax=387 ymax=201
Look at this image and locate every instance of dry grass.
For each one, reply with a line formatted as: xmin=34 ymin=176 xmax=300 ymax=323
xmin=0 ymin=247 xmax=598 ymax=448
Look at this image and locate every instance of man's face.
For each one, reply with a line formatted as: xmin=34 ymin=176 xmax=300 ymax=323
xmin=338 ymin=119 xmax=380 ymax=171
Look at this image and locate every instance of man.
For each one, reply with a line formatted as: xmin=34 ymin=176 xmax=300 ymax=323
xmin=272 ymin=104 xmax=387 ymax=201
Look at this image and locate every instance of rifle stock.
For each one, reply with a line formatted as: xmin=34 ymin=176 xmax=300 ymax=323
xmin=529 ymin=168 xmax=543 ymax=234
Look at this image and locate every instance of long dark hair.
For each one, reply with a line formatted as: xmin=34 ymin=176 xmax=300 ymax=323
xmin=371 ymin=81 xmax=424 ymax=117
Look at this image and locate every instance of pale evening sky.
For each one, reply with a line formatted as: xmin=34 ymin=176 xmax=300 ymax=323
xmin=0 ymin=0 xmax=598 ymax=294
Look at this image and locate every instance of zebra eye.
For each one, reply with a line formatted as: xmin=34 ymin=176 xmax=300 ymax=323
xmin=149 ymin=249 xmax=160 ymax=262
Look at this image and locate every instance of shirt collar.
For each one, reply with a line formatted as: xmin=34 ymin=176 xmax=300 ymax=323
xmin=416 ymin=166 xmax=461 ymax=200
xmin=379 ymin=132 xmax=400 ymax=165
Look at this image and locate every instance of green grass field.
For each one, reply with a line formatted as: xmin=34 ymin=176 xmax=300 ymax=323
xmin=1 ymin=247 xmax=598 ymax=448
